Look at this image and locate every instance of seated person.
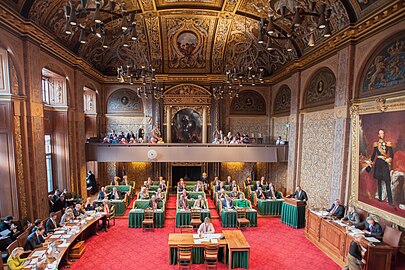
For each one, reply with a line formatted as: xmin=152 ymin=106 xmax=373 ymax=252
xmin=265 ymin=182 xmax=274 ymax=192
xmin=120 ymin=175 xmax=129 ymax=186
xmin=222 ymin=195 xmax=234 ymax=209
xmin=341 ymin=206 xmax=361 ymax=226
xmin=97 ymin=187 xmax=111 ymax=200
xmin=142 ymin=181 xmax=150 ymax=189
xmin=229 ymin=187 xmax=239 ymax=198
xmin=7 ymin=247 xmax=31 ymax=269
xmin=217 ymin=189 xmax=226 ymax=200
xmin=0 ymin=216 xmax=21 ymax=241
xmin=193 ymin=181 xmax=203 ymax=192
xmin=60 ymin=208 xmax=75 ymax=225
xmin=216 ymin=182 xmax=225 ymax=192
xmin=244 ymin=176 xmax=252 ymax=186
xmin=235 ymin=194 xmax=250 ymax=208
xmin=328 ymin=199 xmax=345 ymax=218
xmin=101 ymin=199 xmax=113 ymax=232
xmin=73 ymin=204 xmax=85 ymax=218
xmin=109 ymin=187 xmax=122 ymax=200
xmin=225 ymin=176 xmax=232 ymax=186
xmin=32 ymin=219 xmax=46 ymax=236
xmin=259 ymin=176 xmax=267 ymax=187
xmin=266 ymin=185 xmax=281 ymax=200
xmin=155 ymin=188 xmax=165 ymax=201
xmin=230 ymin=180 xmax=238 ymax=191
xmin=345 ymin=233 xmax=366 ymax=270
xmin=148 ymin=195 xmax=161 ymax=210
xmin=289 ymin=186 xmax=308 ymax=201
xmin=177 ymin=178 xmax=186 ymax=192
xmin=147 ymin=177 xmax=154 ymax=187
xmin=252 ymin=181 xmax=262 ymax=191
xmin=138 ymin=187 xmax=150 ymax=200
xmin=84 ymin=198 xmax=96 ymax=211
xmin=25 ymin=226 xmax=45 ymax=251
xmin=212 ymin=177 xmax=221 ymax=188
xmin=45 ymin=212 xmax=60 ymax=233
xmin=178 ymin=194 xmax=189 ymax=210
xmin=197 ymin=217 xmax=215 ymax=235
xmin=159 ymin=179 xmax=167 ymax=192
xmin=33 ymin=261 xmax=47 ymax=270
xmin=256 ymin=187 xmax=266 ymax=200
xmin=193 ymin=195 xmax=206 ymax=209
xmin=53 ymin=195 xmax=67 ymax=212
xmin=110 ymin=176 xmax=120 ymax=186
xmin=363 ymin=216 xmax=383 ymax=237
xmin=276 ymin=136 xmax=285 ymax=145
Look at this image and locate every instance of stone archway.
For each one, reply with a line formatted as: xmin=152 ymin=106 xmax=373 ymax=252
xmin=163 ymin=84 xmax=211 ymax=143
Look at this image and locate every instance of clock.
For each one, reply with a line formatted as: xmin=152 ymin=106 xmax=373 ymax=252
xmin=147 ymin=149 xmax=158 ymax=160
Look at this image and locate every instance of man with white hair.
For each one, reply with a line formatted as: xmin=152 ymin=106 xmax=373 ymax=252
xmin=328 ymin=199 xmax=345 ymax=218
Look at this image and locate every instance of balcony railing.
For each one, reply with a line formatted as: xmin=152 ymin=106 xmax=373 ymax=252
xmin=85 ymin=143 xmax=288 ymax=163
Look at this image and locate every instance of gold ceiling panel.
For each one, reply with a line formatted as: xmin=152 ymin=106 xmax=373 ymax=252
xmin=156 ymin=0 xmax=224 ymax=9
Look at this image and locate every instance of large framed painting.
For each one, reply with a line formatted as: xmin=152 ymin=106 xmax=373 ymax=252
xmin=351 ymin=93 xmax=405 ymax=225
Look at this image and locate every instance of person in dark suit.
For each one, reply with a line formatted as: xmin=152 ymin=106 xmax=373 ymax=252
xmin=341 ymin=206 xmax=361 ymax=226
xmin=148 ymin=195 xmax=161 ymax=210
xmin=230 ymin=180 xmax=238 ymax=191
xmin=252 ymin=181 xmax=261 ymax=191
xmin=51 ymin=190 xmax=61 ymax=205
xmin=97 ymin=187 xmax=111 ymax=200
xmin=0 ymin=216 xmax=20 ymax=240
xmin=72 ymin=204 xmax=85 ymax=218
xmin=216 ymin=182 xmax=225 ymax=192
xmin=213 ymin=177 xmax=221 ymax=189
xmin=86 ymin=171 xmax=97 ymax=194
xmin=181 ymin=189 xmax=190 ymax=200
xmin=53 ymin=195 xmax=67 ymax=212
xmin=369 ymin=129 xmax=394 ymax=205
xmin=290 ymin=186 xmax=308 ymax=201
xmin=25 ymin=227 xmax=45 ymax=251
xmin=225 ymin=176 xmax=232 ymax=186
xmin=363 ymin=217 xmax=383 ymax=237
xmin=177 ymin=179 xmax=186 ymax=193
xmin=159 ymin=180 xmax=167 ymax=192
xmin=45 ymin=212 xmax=59 ymax=233
xmin=328 ymin=199 xmax=345 ymax=218
xmin=109 ymin=187 xmax=122 ymax=200
xmin=222 ymin=195 xmax=233 ymax=209
xmin=201 ymin=173 xmax=209 ymax=190
xmin=137 ymin=125 xmax=145 ymax=142
xmin=244 ymin=176 xmax=252 ymax=186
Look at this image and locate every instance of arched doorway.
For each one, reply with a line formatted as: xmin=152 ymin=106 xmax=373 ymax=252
xmin=172 ymin=109 xmax=202 ymax=143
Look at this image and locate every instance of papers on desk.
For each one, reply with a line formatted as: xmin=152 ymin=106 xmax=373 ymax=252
xmin=365 ymin=237 xmax=381 ymax=243
xmin=53 ymin=230 xmax=64 ymax=234
xmin=49 ymin=235 xmax=61 ymax=239
xmin=58 ymin=242 xmax=70 ymax=248
xmin=211 ymin=239 xmax=218 ymax=244
xmin=203 ymin=234 xmax=222 ymax=239
xmin=332 ymin=220 xmax=348 ymax=227
xmin=347 ymin=228 xmax=364 ymax=236
xmin=31 ymin=250 xmax=47 ymax=257
xmin=0 ymin=229 xmax=11 ymax=237
xmin=194 ymin=238 xmax=210 ymax=244
xmin=62 ymin=234 xmax=72 ymax=239
xmin=312 ymin=210 xmax=329 ymax=217
xmin=193 ymin=234 xmax=199 ymax=239
xmin=85 ymin=217 xmax=93 ymax=221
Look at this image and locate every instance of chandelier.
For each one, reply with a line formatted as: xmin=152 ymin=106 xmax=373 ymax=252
xmin=256 ymin=0 xmax=332 ymax=50
xmin=212 ymin=84 xmax=239 ymax=100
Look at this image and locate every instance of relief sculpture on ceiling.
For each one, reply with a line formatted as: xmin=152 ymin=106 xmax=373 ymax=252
xmin=360 ymin=34 xmax=405 ymax=96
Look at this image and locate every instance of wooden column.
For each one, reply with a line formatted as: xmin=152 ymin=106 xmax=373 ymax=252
xmin=202 ymin=106 xmax=207 ymax=143
xmin=166 ymin=106 xmax=171 ymax=143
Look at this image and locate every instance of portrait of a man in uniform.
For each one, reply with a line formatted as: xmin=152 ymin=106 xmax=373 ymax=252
xmin=358 ymin=111 xmax=405 ymax=216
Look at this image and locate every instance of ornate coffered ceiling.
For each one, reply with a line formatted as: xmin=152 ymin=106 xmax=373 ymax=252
xmin=4 ymin=0 xmax=394 ymax=77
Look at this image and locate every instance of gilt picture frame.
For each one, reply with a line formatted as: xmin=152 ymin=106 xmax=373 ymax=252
xmin=350 ymin=91 xmax=405 ymax=225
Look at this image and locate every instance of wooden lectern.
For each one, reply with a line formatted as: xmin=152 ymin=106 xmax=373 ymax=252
xmin=281 ymin=198 xmax=306 ymax=228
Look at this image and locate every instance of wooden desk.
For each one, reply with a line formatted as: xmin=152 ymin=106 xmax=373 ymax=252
xmin=222 ymin=230 xmax=250 ymax=270
xmin=168 ymin=230 xmax=250 ymax=269
xmin=24 ymin=214 xmax=103 ymax=269
xmin=168 ymin=233 xmax=227 ymax=265
xmin=305 ymin=209 xmax=393 ymax=270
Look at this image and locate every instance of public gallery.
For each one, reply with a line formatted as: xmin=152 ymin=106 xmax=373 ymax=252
xmin=0 ymin=0 xmax=404 ymax=269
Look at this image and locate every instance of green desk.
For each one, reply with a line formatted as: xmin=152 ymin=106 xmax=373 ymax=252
xmin=281 ymin=200 xmax=306 ymax=228
xmin=221 ymin=209 xmax=257 ymax=228
xmin=257 ymin=199 xmax=284 ymax=216
xmin=128 ymin=209 xmax=165 ymax=228
xmin=175 ymin=209 xmax=211 ymax=227
xmin=177 ymin=192 xmax=205 ymax=200
xmin=149 ymin=185 xmax=159 ymax=192
xmin=106 ymin=185 xmax=134 ymax=199
xmin=94 ymin=199 xmax=127 ymax=216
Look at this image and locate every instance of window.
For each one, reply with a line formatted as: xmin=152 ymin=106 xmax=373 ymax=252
xmin=45 ymin=135 xmax=53 ymax=192
xmin=42 ymin=76 xmax=51 ymax=104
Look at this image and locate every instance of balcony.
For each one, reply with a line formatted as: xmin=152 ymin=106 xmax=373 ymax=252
xmin=85 ymin=143 xmax=288 ymax=163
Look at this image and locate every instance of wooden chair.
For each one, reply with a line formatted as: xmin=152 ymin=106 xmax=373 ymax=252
xmin=204 ymin=243 xmax=219 ymax=269
xmin=25 ymin=224 xmax=34 ymax=234
xmin=179 ymin=225 xmax=193 ymax=233
xmin=107 ymin=205 xmax=116 ymax=228
xmin=16 ymin=230 xmax=29 ymax=249
xmin=177 ymin=244 xmax=192 ymax=269
xmin=142 ymin=209 xmax=154 ymax=231
xmin=6 ymin=240 xmax=18 ymax=255
xmin=190 ymin=209 xmax=202 ymax=229
xmin=236 ymin=208 xmax=250 ymax=230
xmin=382 ymin=226 xmax=403 ymax=263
